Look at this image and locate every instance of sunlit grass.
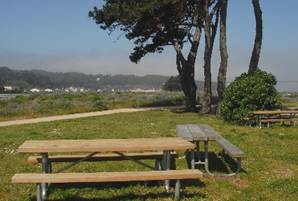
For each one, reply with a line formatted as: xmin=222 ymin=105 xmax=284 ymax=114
xmin=0 ymin=110 xmax=297 ymax=200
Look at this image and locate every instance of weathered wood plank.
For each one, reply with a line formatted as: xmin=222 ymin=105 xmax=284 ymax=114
xmin=17 ymin=138 xmax=195 ymax=153
xmin=12 ymin=170 xmax=203 ymax=184
xmin=217 ymin=138 xmax=245 ymax=158
xmin=190 ymin=124 xmax=219 ymax=140
xmin=253 ymin=110 xmax=298 ymax=115
xmin=176 ymin=125 xmax=193 ymax=141
xmin=27 ymin=152 xmax=177 ymax=164
xmin=260 ymin=119 xmax=293 ymax=123
xmin=186 ymin=124 xmax=208 ymax=141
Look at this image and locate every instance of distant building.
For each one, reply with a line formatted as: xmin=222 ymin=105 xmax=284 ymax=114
xmin=65 ymin=87 xmax=78 ymax=92
xmin=30 ymin=88 xmax=40 ymax=93
xmin=79 ymin=88 xmax=85 ymax=92
xmin=130 ymin=88 xmax=161 ymax=93
xmin=44 ymin=89 xmax=53 ymax=93
xmin=4 ymin=86 xmax=13 ymax=92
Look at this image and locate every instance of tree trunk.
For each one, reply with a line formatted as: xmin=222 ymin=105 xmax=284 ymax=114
xmin=174 ymin=20 xmax=202 ymax=112
xmin=248 ymin=0 xmax=263 ymax=74
xmin=202 ymin=0 xmax=219 ymax=114
xmin=176 ymin=51 xmax=197 ymax=112
xmin=180 ymin=63 xmax=197 ymax=111
xmin=217 ymin=0 xmax=228 ymax=102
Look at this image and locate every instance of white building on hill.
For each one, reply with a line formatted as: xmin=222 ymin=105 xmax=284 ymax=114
xmin=30 ymin=88 xmax=40 ymax=93
xmin=4 ymin=86 xmax=13 ymax=92
xmin=44 ymin=89 xmax=53 ymax=93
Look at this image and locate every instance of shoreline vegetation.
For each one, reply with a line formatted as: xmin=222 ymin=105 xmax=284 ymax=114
xmin=0 ymin=92 xmax=184 ymax=122
xmin=0 ymin=91 xmax=297 ymax=122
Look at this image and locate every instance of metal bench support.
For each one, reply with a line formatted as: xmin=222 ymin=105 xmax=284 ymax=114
xmin=174 ymin=180 xmax=181 ymax=201
xmin=41 ymin=153 xmax=48 ymax=200
xmin=192 ymin=141 xmax=214 ymax=176
xmin=218 ymin=151 xmax=242 ymax=176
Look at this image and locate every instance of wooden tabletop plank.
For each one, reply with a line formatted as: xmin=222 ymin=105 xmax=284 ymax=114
xmin=176 ymin=125 xmax=194 ymax=141
xmin=17 ymin=138 xmax=195 ymax=153
xmin=177 ymin=124 xmax=218 ymax=141
xmin=253 ymin=110 xmax=298 ymax=115
xmin=194 ymin=124 xmax=219 ymax=140
xmin=186 ymin=124 xmax=208 ymax=140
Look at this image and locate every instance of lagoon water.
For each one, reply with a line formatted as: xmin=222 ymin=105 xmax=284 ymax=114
xmin=0 ymin=94 xmax=26 ymax=100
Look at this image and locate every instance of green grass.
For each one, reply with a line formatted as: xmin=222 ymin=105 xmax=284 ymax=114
xmin=283 ymin=100 xmax=298 ymax=108
xmin=0 ymin=92 xmax=184 ymax=121
xmin=0 ymin=110 xmax=297 ymax=201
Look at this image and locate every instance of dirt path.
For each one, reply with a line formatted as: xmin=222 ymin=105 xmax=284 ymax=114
xmin=0 ymin=107 xmax=173 ymax=128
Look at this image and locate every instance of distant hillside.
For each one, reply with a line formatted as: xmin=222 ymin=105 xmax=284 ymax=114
xmin=0 ymin=66 xmax=215 ymax=91
xmin=0 ymin=67 xmax=170 ymax=90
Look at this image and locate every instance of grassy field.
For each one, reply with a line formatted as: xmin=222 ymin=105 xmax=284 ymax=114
xmin=0 ymin=92 xmax=184 ymax=121
xmin=0 ymin=110 xmax=297 ymax=201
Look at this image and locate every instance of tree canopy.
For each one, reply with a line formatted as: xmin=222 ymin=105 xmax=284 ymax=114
xmin=89 ymin=0 xmax=203 ymax=63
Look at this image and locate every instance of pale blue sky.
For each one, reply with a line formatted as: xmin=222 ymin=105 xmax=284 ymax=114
xmin=0 ymin=0 xmax=297 ymax=90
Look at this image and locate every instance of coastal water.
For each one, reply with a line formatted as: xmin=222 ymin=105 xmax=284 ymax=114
xmin=0 ymin=94 xmax=26 ymax=100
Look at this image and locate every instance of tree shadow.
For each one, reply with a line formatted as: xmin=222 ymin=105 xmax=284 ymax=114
xmin=169 ymin=105 xmax=202 ymax=114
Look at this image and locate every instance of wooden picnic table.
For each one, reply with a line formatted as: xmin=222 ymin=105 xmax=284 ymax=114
xmin=177 ymin=124 xmax=245 ymax=176
xmin=252 ymin=110 xmax=298 ymax=127
xmin=17 ymin=137 xmax=196 ymax=200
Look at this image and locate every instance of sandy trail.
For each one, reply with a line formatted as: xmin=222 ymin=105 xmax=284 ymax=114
xmin=0 ymin=107 xmax=173 ymax=127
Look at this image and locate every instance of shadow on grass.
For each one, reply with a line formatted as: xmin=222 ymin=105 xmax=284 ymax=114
xmin=46 ymin=191 xmax=205 ymax=201
xmin=31 ymin=181 xmax=206 ymax=201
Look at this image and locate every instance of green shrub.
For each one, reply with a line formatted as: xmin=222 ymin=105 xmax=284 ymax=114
xmin=219 ymin=70 xmax=281 ymax=123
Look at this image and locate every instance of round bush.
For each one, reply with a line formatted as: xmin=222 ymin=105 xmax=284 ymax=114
xmin=219 ymin=70 xmax=281 ymax=123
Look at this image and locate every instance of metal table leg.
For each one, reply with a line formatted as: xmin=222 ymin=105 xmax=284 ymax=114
xmin=196 ymin=141 xmax=200 ymax=162
xmin=41 ymin=153 xmax=49 ymax=200
xmin=192 ymin=140 xmax=213 ymax=176
xmin=174 ymin=180 xmax=181 ymax=201
xmin=163 ymin=150 xmax=171 ymax=192
xmin=37 ymin=184 xmax=42 ymax=201
xmin=190 ymin=150 xmax=195 ymax=169
xmin=155 ymin=159 xmax=162 ymax=170
xmin=204 ymin=141 xmax=213 ymax=175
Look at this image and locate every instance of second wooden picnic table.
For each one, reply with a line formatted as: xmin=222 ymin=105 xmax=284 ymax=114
xmin=252 ymin=110 xmax=298 ymax=127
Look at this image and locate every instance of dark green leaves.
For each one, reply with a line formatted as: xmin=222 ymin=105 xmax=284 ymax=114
xmin=219 ymin=70 xmax=282 ymax=123
xmin=89 ymin=0 xmax=202 ymax=63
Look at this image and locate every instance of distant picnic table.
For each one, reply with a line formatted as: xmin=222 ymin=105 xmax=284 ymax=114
xmin=12 ymin=138 xmax=202 ymax=201
xmin=252 ymin=110 xmax=298 ymax=127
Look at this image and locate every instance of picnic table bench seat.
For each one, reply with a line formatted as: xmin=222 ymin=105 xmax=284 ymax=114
xmin=216 ymin=136 xmax=245 ymax=158
xmin=260 ymin=118 xmax=297 ymax=123
xmin=12 ymin=169 xmax=203 ymax=201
